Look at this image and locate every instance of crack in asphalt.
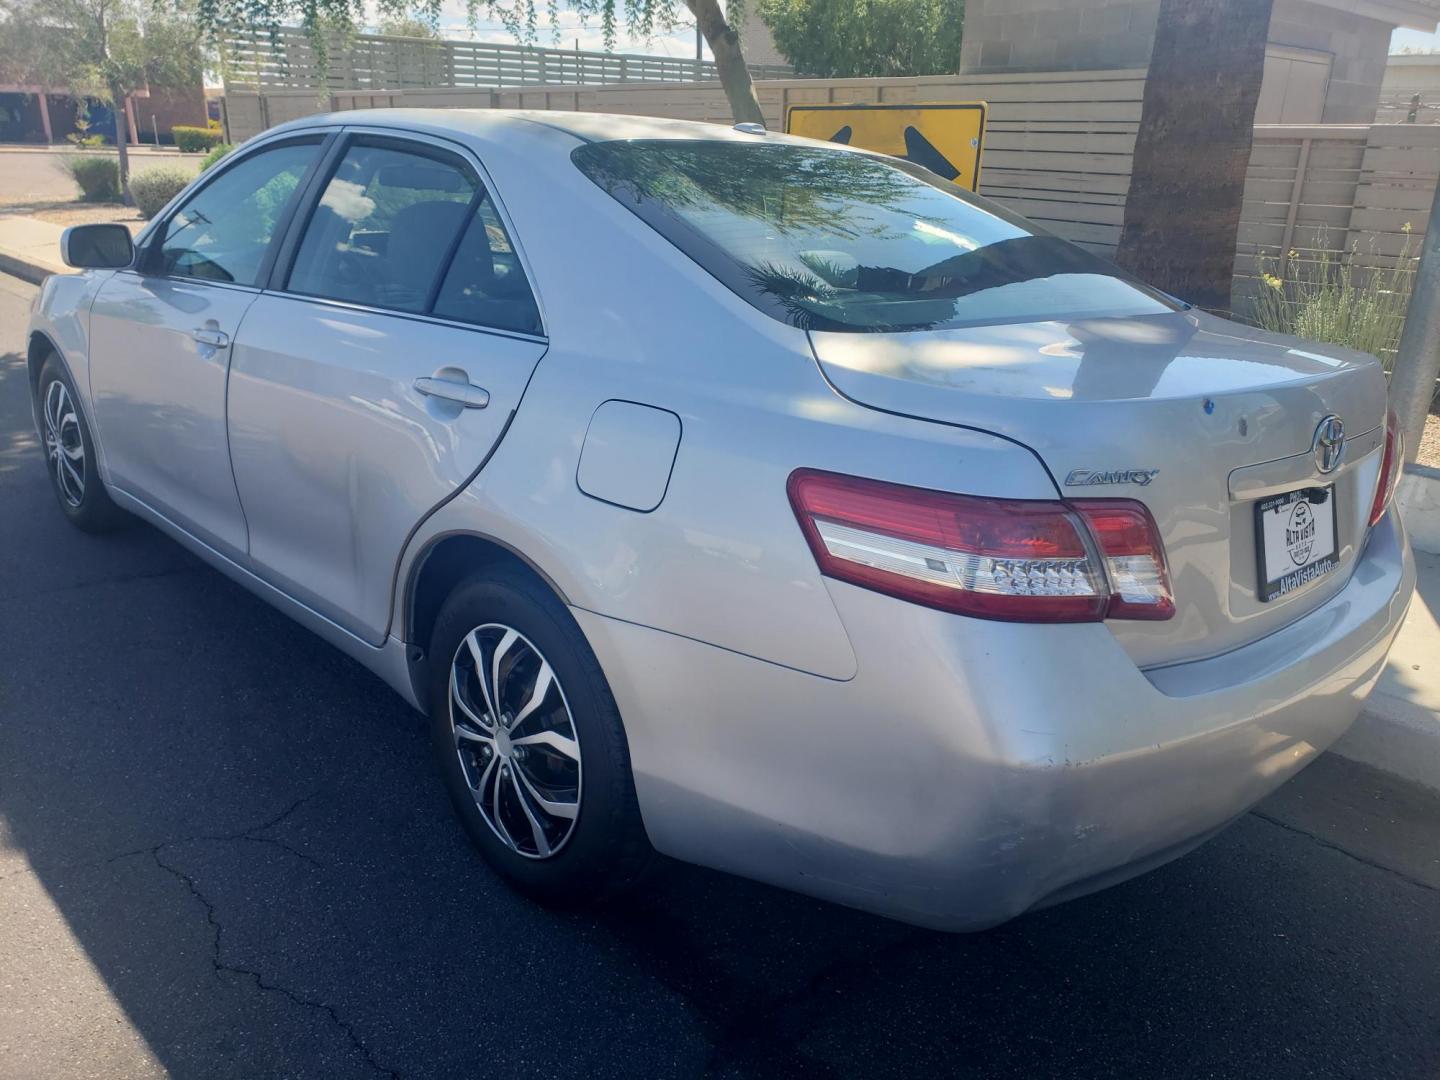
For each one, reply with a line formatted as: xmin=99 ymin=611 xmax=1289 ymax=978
xmin=101 ymin=792 xmax=327 ymax=870
xmin=0 ymin=792 xmax=327 ymax=886
xmin=150 ymin=845 xmax=399 ymax=1080
xmin=1250 ymin=810 xmax=1440 ymax=895
xmin=100 ymin=794 xmax=399 ymax=1078
xmin=118 ymin=794 xmax=400 ymax=1080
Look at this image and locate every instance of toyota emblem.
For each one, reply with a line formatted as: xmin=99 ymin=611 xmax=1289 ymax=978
xmin=1312 ymin=415 xmax=1346 ymax=474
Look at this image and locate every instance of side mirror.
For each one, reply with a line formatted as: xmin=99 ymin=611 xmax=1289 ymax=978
xmin=60 ymin=224 xmax=135 ymax=270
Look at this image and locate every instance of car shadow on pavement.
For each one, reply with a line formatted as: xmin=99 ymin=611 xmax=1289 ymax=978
xmin=3 ymin=344 xmax=1440 ymax=1079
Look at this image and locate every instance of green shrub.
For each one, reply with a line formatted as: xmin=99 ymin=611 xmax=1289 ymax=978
xmin=172 ymin=125 xmax=222 ymax=153
xmin=129 ymin=165 xmax=194 ymax=219
xmin=200 ymin=143 xmax=234 ymax=172
xmin=66 ymin=133 xmax=106 ymax=149
xmin=1249 ymin=227 xmax=1418 ymax=369
xmin=61 ymin=155 xmax=120 ymax=202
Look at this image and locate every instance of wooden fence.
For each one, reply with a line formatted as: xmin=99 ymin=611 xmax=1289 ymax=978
xmin=222 ymin=27 xmax=792 ymax=92
xmin=1376 ymin=90 xmax=1440 ymax=124
xmin=225 ymin=68 xmax=1148 ymax=255
xmin=1234 ymin=123 xmax=1440 ymax=319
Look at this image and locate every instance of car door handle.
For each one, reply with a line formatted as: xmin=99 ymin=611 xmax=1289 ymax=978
xmin=413 ymin=376 xmax=490 ymax=409
xmin=192 ymin=328 xmax=229 ymax=349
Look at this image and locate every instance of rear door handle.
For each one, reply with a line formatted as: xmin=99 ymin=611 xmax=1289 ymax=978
xmin=414 ymin=376 xmax=490 ymax=409
xmin=192 ymin=327 xmax=229 ymax=349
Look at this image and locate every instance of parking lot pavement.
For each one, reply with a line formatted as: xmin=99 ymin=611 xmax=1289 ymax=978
xmin=0 ymin=149 xmax=200 ymax=205
xmin=2 ymin=270 xmax=1440 ymax=1080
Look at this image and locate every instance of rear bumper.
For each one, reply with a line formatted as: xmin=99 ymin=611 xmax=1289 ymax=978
xmin=575 ymin=511 xmax=1414 ymax=931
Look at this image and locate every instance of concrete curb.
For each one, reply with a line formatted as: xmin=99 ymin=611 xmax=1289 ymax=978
xmin=0 ymin=214 xmax=68 ymax=285
xmin=0 ymin=248 xmax=54 ymax=285
xmin=1335 ymin=691 xmax=1440 ymax=794
xmin=1333 ymin=545 xmax=1440 ymax=792
xmin=1397 ymin=464 xmax=1440 ymax=556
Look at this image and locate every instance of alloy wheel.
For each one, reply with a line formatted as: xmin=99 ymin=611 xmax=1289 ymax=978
xmin=42 ymin=380 xmax=85 ymax=508
xmin=448 ymin=624 xmax=582 ymax=859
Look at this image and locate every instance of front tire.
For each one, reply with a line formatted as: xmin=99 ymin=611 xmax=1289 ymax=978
xmin=427 ymin=567 xmax=652 ymax=906
xmin=36 ymin=356 xmax=125 ymax=533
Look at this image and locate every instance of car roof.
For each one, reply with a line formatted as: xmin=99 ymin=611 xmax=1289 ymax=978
xmin=262 ymin=107 xmax=826 ymax=152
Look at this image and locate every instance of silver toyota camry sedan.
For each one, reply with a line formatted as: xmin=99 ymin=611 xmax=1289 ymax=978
xmin=27 ymin=110 xmax=1414 ymax=930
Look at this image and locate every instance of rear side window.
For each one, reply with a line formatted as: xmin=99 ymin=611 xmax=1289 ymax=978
xmin=431 ymin=196 xmax=542 ymax=335
xmin=572 ymin=140 xmax=1176 ymax=334
xmin=157 ymin=140 xmax=319 ymax=285
xmin=288 ymin=143 xmax=477 ymax=313
xmin=285 ymin=139 xmax=542 ymax=334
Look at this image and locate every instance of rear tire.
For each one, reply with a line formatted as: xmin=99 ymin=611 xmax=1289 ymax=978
xmin=36 ymin=355 xmax=125 ymax=533
xmin=427 ymin=566 xmax=652 ymax=907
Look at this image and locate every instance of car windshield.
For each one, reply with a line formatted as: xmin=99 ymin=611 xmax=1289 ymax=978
xmin=572 ymin=139 xmax=1177 ymax=334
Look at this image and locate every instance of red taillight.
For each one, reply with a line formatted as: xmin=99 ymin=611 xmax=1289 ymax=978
xmin=787 ymin=469 xmax=1174 ymax=623
xmin=1368 ymin=408 xmax=1404 ymax=528
xmin=1072 ymin=501 xmax=1176 ymax=620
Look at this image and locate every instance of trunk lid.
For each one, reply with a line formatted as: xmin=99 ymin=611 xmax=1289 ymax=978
xmin=810 ymin=310 xmax=1389 ymax=667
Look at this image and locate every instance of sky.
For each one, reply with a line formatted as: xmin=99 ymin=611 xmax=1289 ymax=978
xmin=1393 ymin=27 xmax=1440 ymax=53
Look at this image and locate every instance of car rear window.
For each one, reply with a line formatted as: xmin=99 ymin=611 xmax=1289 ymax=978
xmin=572 ymin=139 xmax=1177 ymax=334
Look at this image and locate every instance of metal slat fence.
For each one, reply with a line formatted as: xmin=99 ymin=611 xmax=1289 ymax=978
xmin=222 ymin=27 xmax=793 ymax=91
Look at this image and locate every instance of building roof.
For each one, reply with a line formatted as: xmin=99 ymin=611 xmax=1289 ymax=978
xmin=1314 ymin=0 xmax=1440 ymax=32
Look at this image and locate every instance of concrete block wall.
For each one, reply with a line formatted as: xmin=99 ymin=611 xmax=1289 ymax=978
xmin=959 ymin=0 xmax=1161 ymax=75
xmin=959 ymin=0 xmax=1395 ymax=125
xmin=1269 ymin=0 xmax=1391 ymax=122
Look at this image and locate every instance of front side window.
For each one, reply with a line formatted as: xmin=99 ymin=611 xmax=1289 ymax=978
xmin=573 ymin=140 xmax=1177 ymax=334
xmin=157 ymin=141 xmax=319 ymax=285
xmin=287 ymin=142 xmax=477 ymax=314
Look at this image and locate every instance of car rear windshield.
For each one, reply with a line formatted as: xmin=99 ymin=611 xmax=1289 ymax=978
xmin=572 ymin=139 xmax=1177 ymax=334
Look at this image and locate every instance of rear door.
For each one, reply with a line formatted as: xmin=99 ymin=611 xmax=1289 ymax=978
xmin=226 ymin=130 xmax=547 ymax=644
xmin=89 ymin=135 xmax=326 ymax=557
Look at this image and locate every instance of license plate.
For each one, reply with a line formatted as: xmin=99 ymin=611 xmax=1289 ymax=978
xmin=1255 ymin=486 xmax=1338 ymax=602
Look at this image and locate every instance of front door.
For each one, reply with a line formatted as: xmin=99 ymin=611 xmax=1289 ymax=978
xmin=226 ymin=133 xmax=548 ymax=643
xmin=89 ymin=137 xmax=325 ymax=557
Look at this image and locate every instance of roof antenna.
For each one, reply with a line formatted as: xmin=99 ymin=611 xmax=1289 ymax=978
xmin=733 ymin=122 xmax=767 ymax=135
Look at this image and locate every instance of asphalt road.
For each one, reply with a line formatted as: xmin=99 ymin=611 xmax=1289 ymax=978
xmin=0 ymin=149 xmax=200 ymax=205
xmin=2 ymin=271 xmax=1440 ymax=1080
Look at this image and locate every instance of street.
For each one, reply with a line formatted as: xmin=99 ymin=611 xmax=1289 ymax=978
xmin=1 ymin=271 xmax=1439 ymax=1079
xmin=0 ymin=149 xmax=200 ymax=206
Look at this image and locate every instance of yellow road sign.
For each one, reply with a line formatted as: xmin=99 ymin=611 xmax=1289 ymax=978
xmin=785 ymin=102 xmax=987 ymax=191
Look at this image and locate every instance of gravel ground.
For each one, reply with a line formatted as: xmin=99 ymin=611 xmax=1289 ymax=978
xmin=1419 ymin=409 xmax=1440 ymax=469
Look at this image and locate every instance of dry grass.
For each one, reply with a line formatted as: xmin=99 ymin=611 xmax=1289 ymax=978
xmin=1248 ymin=232 xmax=1419 ymax=370
xmin=1420 ymin=408 xmax=1440 ymax=470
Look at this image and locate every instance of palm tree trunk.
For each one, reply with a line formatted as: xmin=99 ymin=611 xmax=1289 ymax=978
xmin=1114 ymin=0 xmax=1274 ymax=313
xmin=686 ymin=0 xmax=767 ymax=127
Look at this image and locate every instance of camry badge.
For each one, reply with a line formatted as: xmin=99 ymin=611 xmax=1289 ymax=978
xmin=1064 ymin=468 xmax=1160 ymax=487
xmin=1312 ymin=415 xmax=1345 ymax=474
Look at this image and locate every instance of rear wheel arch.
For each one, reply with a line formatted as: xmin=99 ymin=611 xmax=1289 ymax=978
xmin=404 ymin=532 xmax=573 ymax=682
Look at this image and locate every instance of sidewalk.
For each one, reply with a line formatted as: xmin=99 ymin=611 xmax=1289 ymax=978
xmin=0 ymin=215 xmax=66 ymax=283
xmin=0 ymin=143 xmax=194 ymax=157
xmin=1335 ymin=546 xmax=1440 ymax=790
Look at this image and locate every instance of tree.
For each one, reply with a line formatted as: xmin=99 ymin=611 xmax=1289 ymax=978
xmin=0 ymin=0 xmax=204 ymax=198
xmin=1114 ymin=0 xmax=1273 ymax=312
xmin=197 ymin=0 xmax=766 ymax=127
xmin=758 ymin=0 xmax=963 ymax=79
xmin=374 ymin=15 xmax=441 ymax=37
